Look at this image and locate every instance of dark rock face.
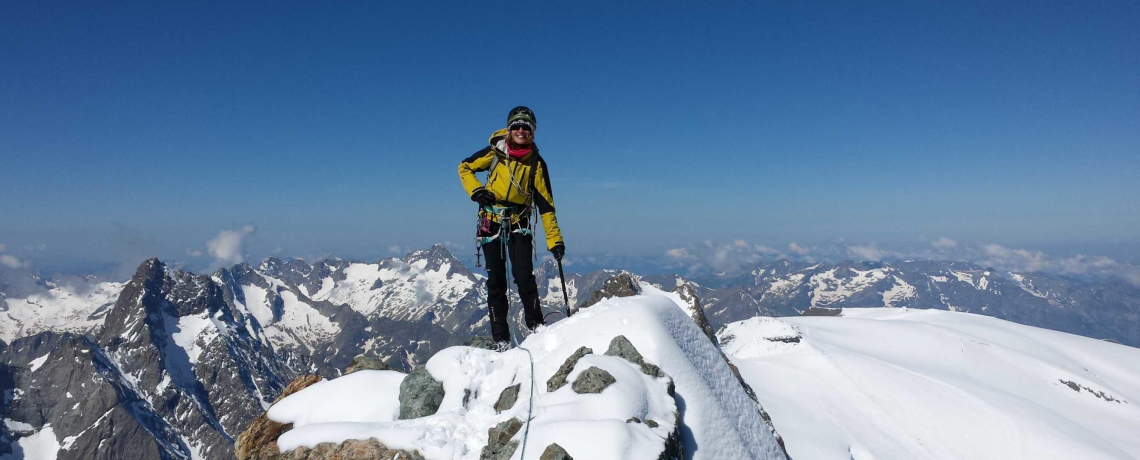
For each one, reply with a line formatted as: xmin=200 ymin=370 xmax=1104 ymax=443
xmin=344 ymin=355 xmax=390 ymax=374
xmin=480 ymin=418 xmax=522 ymax=460
xmin=540 ymin=443 xmax=573 ymax=460
xmin=398 ymin=366 xmax=444 ymax=419
xmin=236 ymin=374 xmax=323 ymax=460
xmin=578 ymin=273 xmax=641 ymax=309
xmin=571 ymin=366 xmax=616 ymax=394
xmin=604 ymin=335 xmax=663 ymax=378
xmin=1 ymin=258 xmax=301 ymax=460
xmin=1 ymin=331 xmax=178 ymax=460
xmin=90 ymin=258 xmax=298 ymax=460
xmin=546 ymin=346 xmax=593 ymax=392
xmin=494 ymin=383 xmax=520 ymax=413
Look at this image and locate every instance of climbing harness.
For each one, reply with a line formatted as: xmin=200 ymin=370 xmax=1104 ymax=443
xmin=474 ymin=205 xmax=535 ymax=267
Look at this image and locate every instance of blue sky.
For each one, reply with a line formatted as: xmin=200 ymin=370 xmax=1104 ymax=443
xmin=1 ymin=1 xmax=1138 ymax=276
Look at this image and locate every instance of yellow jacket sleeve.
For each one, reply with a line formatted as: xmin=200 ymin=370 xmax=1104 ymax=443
xmin=532 ymin=156 xmax=564 ymax=250
xmin=458 ymin=147 xmax=495 ymax=197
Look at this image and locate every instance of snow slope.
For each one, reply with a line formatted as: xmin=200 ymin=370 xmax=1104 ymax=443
xmin=0 ymin=281 xmax=123 ymax=342
xmin=268 ymin=295 xmax=786 ymax=460
xmin=720 ymin=308 xmax=1140 ymax=460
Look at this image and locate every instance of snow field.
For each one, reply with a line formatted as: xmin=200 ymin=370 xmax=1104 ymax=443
xmin=721 ymin=307 xmax=1140 ymax=460
xmin=0 ymin=281 xmax=123 ymax=343
xmin=268 ymin=294 xmax=786 ymax=459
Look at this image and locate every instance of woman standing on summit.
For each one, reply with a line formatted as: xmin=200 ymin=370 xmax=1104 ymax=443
xmin=458 ymin=106 xmax=565 ymax=349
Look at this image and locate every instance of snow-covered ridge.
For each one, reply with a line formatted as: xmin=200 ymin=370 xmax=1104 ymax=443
xmin=262 ymin=295 xmax=786 ymax=460
xmin=720 ymin=307 xmax=1140 ymax=460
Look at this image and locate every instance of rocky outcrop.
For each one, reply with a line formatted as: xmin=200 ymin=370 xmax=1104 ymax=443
xmin=235 ymin=374 xmax=323 ymax=460
xmin=578 ymin=272 xmax=640 ymax=309
xmin=540 ymin=443 xmax=573 ymax=460
xmin=605 ymin=335 xmax=664 ymax=377
xmin=572 ymin=366 xmax=616 ymax=394
xmin=276 ymin=439 xmax=424 ymax=460
xmin=344 ymin=355 xmax=390 ymax=374
xmin=398 ymin=366 xmax=445 ymax=419
xmin=672 ymin=282 xmax=719 ymax=345
xmin=480 ymin=418 xmax=523 ymax=460
xmin=546 ymin=346 xmax=593 ymax=392
xmin=494 ymin=383 xmax=521 ymax=413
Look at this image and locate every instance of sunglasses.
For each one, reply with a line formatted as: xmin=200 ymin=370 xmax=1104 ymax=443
xmin=509 ymin=124 xmax=533 ymax=132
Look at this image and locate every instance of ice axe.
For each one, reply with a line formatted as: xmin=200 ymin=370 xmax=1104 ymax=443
xmin=557 ymin=257 xmax=574 ymax=317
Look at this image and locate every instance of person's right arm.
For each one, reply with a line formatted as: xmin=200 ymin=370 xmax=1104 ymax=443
xmin=458 ymin=147 xmax=495 ymax=198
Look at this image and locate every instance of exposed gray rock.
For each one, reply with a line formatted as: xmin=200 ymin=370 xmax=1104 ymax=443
xmin=572 ymin=366 xmax=616 ymax=394
xmin=480 ymin=418 xmax=522 ymax=460
xmin=540 ymin=443 xmax=573 ymax=460
xmin=495 ymin=383 xmax=521 ymax=413
xmin=547 ymin=346 xmax=593 ymax=392
xmin=604 ymin=335 xmax=663 ymax=377
xmin=399 ymin=366 xmax=445 ymax=419
xmin=578 ymin=272 xmax=640 ymax=309
xmin=672 ymin=282 xmax=719 ymax=345
xmin=345 ymin=355 xmax=390 ymax=374
xmin=279 ymin=438 xmax=425 ymax=460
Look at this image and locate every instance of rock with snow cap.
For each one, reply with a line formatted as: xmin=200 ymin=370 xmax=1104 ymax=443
xmin=236 ymin=374 xmax=323 ymax=460
xmin=546 ymin=346 xmax=593 ymax=392
xmin=605 ymin=335 xmax=664 ymax=378
xmin=398 ymin=365 xmax=445 ymax=419
xmin=578 ymin=272 xmax=640 ymax=309
xmin=571 ymin=366 xmax=616 ymax=394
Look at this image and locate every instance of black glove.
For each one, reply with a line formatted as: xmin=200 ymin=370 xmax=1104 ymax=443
xmin=471 ymin=189 xmax=495 ymax=207
xmin=551 ymin=243 xmax=565 ymax=261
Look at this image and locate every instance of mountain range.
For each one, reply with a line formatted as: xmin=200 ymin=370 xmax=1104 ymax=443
xmin=2 ymin=244 xmax=1138 ymax=459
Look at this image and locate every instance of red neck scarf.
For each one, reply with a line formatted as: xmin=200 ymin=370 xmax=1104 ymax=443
xmin=507 ymin=143 xmax=532 ymax=159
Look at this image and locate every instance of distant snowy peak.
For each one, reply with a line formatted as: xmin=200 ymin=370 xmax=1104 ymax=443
xmin=0 ymin=278 xmax=123 ymax=342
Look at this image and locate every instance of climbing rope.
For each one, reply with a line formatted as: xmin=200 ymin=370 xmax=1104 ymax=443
xmin=516 ymin=345 xmax=536 ymax=460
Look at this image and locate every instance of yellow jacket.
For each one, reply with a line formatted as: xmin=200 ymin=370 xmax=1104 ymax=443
xmin=458 ymin=128 xmax=564 ymax=250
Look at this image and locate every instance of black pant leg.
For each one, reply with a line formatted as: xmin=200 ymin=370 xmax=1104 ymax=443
xmin=508 ymin=232 xmax=544 ymax=329
xmin=482 ymin=238 xmax=511 ymax=342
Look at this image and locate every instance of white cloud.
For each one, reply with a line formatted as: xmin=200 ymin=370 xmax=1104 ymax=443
xmin=976 ymin=243 xmax=1138 ymax=285
xmin=1 ymin=254 xmax=27 ymax=269
xmin=789 ymin=242 xmax=808 ymax=255
xmin=665 ymin=248 xmax=691 ymax=259
xmin=206 ymin=225 xmax=256 ymax=268
xmin=186 ymin=249 xmax=203 ymax=257
xmin=932 ymin=237 xmax=957 ymax=249
xmin=0 ymin=242 xmax=6 ymax=251
xmin=389 ymin=245 xmax=404 ymax=255
xmin=846 ymin=245 xmax=885 ymax=262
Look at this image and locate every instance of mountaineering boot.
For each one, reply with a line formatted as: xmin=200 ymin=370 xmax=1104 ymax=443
xmin=491 ymin=340 xmax=512 ymax=353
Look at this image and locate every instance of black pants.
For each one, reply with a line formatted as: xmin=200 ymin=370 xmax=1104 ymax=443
xmin=482 ymin=223 xmax=544 ymax=343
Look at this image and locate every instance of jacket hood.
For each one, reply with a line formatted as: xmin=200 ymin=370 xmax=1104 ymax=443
xmin=488 ymin=128 xmax=510 ymax=148
xmin=488 ymin=128 xmax=538 ymax=157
